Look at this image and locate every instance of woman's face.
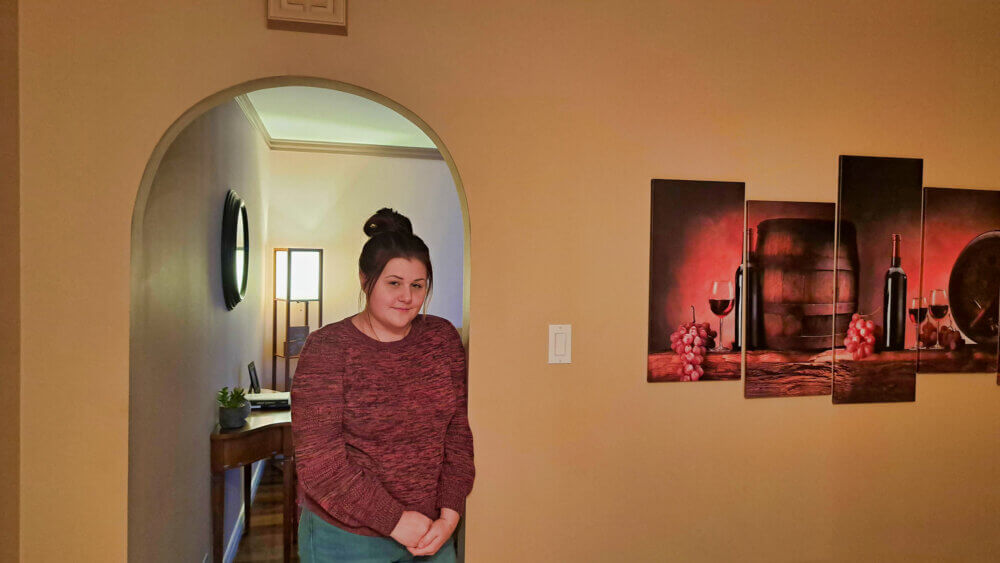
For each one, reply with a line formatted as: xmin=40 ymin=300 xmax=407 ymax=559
xmin=364 ymin=257 xmax=428 ymax=333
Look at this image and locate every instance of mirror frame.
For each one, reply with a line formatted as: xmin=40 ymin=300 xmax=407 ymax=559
xmin=222 ymin=190 xmax=249 ymax=310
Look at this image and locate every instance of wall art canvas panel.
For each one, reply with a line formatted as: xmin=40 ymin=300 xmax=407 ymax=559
xmin=744 ymin=201 xmax=837 ymax=398
xmin=648 ymin=179 xmax=745 ymax=382
xmin=833 ymin=156 xmax=923 ymax=404
xmin=919 ymin=187 xmax=1000 ymax=376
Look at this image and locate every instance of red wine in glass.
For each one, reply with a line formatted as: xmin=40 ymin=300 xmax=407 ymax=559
xmin=908 ymin=296 xmax=927 ymax=350
xmin=710 ymin=280 xmax=734 ymax=351
xmin=908 ymin=306 xmax=928 ymax=324
xmin=929 ymin=289 xmax=950 ymax=348
xmin=709 ymin=299 xmax=734 ymax=316
xmin=929 ymin=289 xmax=949 ymax=323
xmin=929 ymin=304 xmax=949 ymax=319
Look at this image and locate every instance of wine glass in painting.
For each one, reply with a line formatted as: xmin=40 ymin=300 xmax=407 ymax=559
xmin=709 ymin=280 xmax=735 ymax=352
xmin=929 ymin=289 xmax=950 ymax=344
xmin=908 ymin=296 xmax=928 ymax=350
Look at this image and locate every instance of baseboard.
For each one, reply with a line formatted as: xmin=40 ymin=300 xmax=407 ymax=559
xmin=223 ymin=460 xmax=266 ymax=563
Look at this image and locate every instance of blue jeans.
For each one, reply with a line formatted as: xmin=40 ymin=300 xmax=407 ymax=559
xmin=298 ymin=508 xmax=457 ymax=563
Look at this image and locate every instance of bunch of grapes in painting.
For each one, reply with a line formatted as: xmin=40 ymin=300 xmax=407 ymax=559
xmin=670 ymin=320 xmax=716 ymax=381
xmin=918 ymin=321 xmax=968 ymax=351
xmin=918 ymin=322 xmax=937 ymax=348
xmin=844 ymin=314 xmax=883 ymax=361
xmin=937 ymin=325 xmax=967 ymax=352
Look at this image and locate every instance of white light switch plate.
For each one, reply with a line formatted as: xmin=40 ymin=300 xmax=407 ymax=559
xmin=549 ymin=324 xmax=571 ymax=364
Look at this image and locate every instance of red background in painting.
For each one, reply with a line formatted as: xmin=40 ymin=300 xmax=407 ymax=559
xmin=922 ymin=187 xmax=1000 ymax=326
xmin=648 ymin=180 xmax=744 ymax=352
xmin=746 ymin=200 xmax=835 ymax=242
xmin=838 ymin=157 xmax=923 ymax=349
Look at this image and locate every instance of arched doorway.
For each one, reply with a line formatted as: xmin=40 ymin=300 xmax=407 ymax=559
xmin=129 ymin=77 xmax=470 ymax=562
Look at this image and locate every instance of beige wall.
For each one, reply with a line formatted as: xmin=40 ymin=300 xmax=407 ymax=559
xmin=263 ymin=148 xmax=464 ymax=386
xmin=0 ymin=0 xmax=17 ymax=561
xmin=129 ymin=100 xmax=269 ymax=561
xmin=18 ymin=2 xmax=1000 ymax=561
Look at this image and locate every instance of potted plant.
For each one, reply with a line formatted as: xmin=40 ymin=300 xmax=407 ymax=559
xmin=217 ymin=386 xmax=250 ymax=429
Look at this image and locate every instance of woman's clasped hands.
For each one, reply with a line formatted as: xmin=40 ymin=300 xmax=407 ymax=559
xmin=390 ymin=508 xmax=460 ymax=556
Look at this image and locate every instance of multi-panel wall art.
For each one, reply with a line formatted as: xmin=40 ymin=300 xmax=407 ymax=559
xmin=647 ymin=160 xmax=999 ymax=397
xmin=920 ymin=187 xmax=1000 ymax=376
xmin=744 ymin=201 xmax=836 ymax=398
xmin=648 ymin=179 xmax=745 ymax=382
xmin=833 ymin=156 xmax=923 ymax=404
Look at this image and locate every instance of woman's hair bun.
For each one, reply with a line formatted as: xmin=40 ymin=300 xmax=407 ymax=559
xmin=363 ymin=208 xmax=413 ymax=238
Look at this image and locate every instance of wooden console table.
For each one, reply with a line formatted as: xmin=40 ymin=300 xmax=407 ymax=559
xmin=210 ymin=409 xmax=296 ymax=563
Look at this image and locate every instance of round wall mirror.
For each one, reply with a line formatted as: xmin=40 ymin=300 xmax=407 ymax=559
xmin=222 ymin=190 xmax=249 ymax=310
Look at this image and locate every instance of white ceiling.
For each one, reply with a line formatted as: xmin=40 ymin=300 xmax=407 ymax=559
xmin=245 ymin=86 xmax=436 ymax=148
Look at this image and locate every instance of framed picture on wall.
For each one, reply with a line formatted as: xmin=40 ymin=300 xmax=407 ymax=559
xmin=648 ymin=179 xmax=745 ymax=382
xmin=919 ymin=187 xmax=1000 ymax=376
xmin=833 ymin=155 xmax=923 ymax=404
xmin=743 ymin=200 xmax=837 ymax=399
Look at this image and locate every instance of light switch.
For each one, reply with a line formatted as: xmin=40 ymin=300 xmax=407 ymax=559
xmin=555 ymin=333 xmax=567 ymax=355
xmin=548 ymin=324 xmax=571 ymax=364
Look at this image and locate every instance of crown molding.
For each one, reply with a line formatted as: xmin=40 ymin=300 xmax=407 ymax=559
xmin=235 ymin=94 xmax=441 ymax=160
xmin=235 ymin=94 xmax=273 ymax=145
xmin=267 ymin=139 xmax=442 ymax=160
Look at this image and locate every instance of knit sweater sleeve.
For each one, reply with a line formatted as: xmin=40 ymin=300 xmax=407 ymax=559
xmin=290 ymin=331 xmax=405 ymax=536
xmin=435 ymin=324 xmax=476 ymax=514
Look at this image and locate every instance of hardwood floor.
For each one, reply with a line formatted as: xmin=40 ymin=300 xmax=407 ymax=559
xmin=234 ymin=462 xmax=299 ymax=563
xmin=234 ymin=463 xmax=465 ymax=562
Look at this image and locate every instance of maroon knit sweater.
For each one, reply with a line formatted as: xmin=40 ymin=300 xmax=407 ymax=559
xmin=290 ymin=314 xmax=475 ymax=537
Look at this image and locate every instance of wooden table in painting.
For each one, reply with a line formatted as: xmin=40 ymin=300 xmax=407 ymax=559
xmin=833 ymin=350 xmax=918 ymax=403
xmin=835 ymin=347 xmax=998 ymax=402
xmin=652 ymin=346 xmax=996 ymax=393
xmin=918 ymin=346 xmax=998 ymax=374
xmin=648 ymin=351 xmax=741 ymax=381
xmin=745 ymin=350 xmax=834 ymax=398
xmin=650 ymin=350 xmax=835 ymax=393
xmin=211 ymin=409 xmax=296 ymax=563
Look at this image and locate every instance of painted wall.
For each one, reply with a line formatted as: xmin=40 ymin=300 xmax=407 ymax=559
xmin=0 ymin=0 xmax=18 ymax=560
xmin=263 ymin=149 xmax=463 ymax=387
xmin=17 ymin=2 xmax=1000 ymax=562
xmin=129 ymin=100 xmax=268 ymax=562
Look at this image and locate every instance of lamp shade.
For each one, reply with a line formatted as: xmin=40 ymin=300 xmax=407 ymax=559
xmin=275 ymin=248 xmax=322 ymax=301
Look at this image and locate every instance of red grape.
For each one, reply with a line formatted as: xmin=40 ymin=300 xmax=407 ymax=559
xmin=843 ymin=315 xmax=882 ymax=360
xmin=669 ymin=318 xmax=715 ymax=381
xmin=938 ymin=325 xmax=967 ymax=352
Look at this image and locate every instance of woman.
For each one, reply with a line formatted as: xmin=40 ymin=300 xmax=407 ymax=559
xmin=291 ymin=208 xmax=474 ymax=562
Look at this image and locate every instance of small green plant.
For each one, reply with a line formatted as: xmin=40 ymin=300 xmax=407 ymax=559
xmin=216 ymin=386 xmax=247 ymax=408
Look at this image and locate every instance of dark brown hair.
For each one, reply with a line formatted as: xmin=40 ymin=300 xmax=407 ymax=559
xmin=359 ymin=208 xmax=433 ymax=304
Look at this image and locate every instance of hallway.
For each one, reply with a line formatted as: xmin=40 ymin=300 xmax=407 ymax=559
xmin=234 ymin=463 xmax=298 ymax=563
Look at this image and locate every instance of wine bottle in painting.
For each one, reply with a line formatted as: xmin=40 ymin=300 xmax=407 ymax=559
xmin=734 ymin=232 xmax=744 ymax=351
xmin=744 ymin=228 xmax=763 ymax=350
xmin=734 ymin=228 xmax=763 ymax=351
xmin=882 ymin=233 xmax=907 ymax=351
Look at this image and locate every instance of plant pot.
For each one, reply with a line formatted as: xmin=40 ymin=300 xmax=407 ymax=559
xmin=219 ymin=403 xmax=251 ymax=430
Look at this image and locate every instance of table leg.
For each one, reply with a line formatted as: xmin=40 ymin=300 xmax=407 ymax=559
xmin=211 ymin=471 xmax=224 ymax=563
xmin=283 ymin=456 xmax=294 ymax=562
xmin=243 ymin=464 xmax=253 ymax=534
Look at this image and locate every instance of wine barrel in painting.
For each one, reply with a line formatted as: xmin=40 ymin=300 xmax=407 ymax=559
xmin=755 ymin=219 xmax=858 ymax=350
xmin=949 ymin=230 xmax=1000 ymax=345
